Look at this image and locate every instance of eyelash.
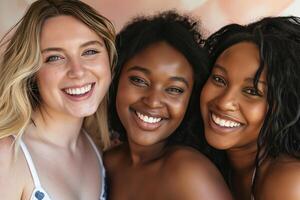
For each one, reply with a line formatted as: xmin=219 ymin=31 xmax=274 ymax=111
xmin=211 ymin=74 xmax=226 ymax=86
xmin=129 ymin=76 xmax=185 ymax=95
xmin=243 ymin=88 xmax=263 ymax=97
xmin=166 ymin=87 xmax=184 ymax=95
xmin=211 ymin=74 xmax=263 ymax=97
xmin=45 ymin=55 xmax=63 ymax=63
xmin=129 ymin=76 xmax=148 ymax=87
xmin=82 ymin=49 xmax=99 ymax=56
xmin=44 ymin=49 xmax=100 ymax=63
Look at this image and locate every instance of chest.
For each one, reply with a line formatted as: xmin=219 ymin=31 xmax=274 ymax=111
xmin=108 ymin=164 xmax=170 ymax=200
xmin=22 ymin=145 xmax=103 ymax=200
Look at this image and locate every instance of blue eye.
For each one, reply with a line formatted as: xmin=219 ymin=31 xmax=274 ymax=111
xmin=129 ymin=76 xmax=148 ymax=87
xmin=82 ymin=49 xmax=99 ymax=56
xmin=211 ymin=75 xmax=226 ymax=86
xmin=45 ymin=55 xmax=63 ymax=63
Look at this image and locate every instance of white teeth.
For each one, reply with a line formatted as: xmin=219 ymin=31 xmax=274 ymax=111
xmin=211 ymin=113 xmax=241 ymax=128
xmin=64 ymin=84 xmax=92 ymax=95
xmin=136 ymin=111 xmax=162 ymax=124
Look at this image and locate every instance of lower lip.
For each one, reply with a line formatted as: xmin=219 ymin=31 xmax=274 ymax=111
xmin=62 ymin=84 xmax=95 ymax=102
xmin=131 ymin=110 xmax=163 ymax=131
xmin=208 ymin=112 xmax=242 ymax=134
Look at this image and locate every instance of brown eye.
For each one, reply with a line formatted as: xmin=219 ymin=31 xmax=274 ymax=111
xmin=166 ymin=87 xmax=184 ymax=95
xmin=211 ymin=75 xmax=226 ymax=86
xmin=243 ymin=87 xmax=263 ymax=97
xmin=129 ymin=76 xmax=149 ymax=87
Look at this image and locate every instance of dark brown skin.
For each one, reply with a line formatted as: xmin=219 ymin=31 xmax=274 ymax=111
xmin=104 ymin=144 xmax=232 ymax=200
xmin=200 ymin=42 xmax=300 ymax=200
xmin=105 ymin=42 xmax=233 ymax=200
xmin=255 ymin=156 xmax=300 ymax=200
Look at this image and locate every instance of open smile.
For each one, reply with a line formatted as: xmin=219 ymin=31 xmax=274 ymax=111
xmin=208 ymin=111 xmax=244 ymax=134
xmin=130 ymin=108 xmax=166 ymax=131
xmin=136 ymin=111 xmax=162 ymax=124
xmin=211 ymin=112 xmax=241 ymax=128
xmin=62 ymin=82 xmax=95 ymax=100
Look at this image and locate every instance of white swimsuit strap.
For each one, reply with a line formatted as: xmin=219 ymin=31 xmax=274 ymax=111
xmin=19 ymin=139 xmax=42 ymax=188
xmin=83 ymin=130 xmax=103 ymax=166
xmin=83 ymin=130 xmax=106 ymax=199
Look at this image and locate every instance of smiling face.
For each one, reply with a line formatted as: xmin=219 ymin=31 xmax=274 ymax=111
xmin=116 ymin=42 xmax=194 ymax=147
xmin=37 ymin=15 xmax=111 ymax=118
xmin=200 ymin=42 xmax=268 ymax=151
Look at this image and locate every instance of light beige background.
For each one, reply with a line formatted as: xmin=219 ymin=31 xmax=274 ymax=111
xmin=1 ymin=0 xmax=300 ymax=38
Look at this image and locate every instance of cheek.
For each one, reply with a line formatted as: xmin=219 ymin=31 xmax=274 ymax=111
xmin=115 ymin=78 xmax=133 ymax=117
xmin=245 ymin=101 xmax=268 ymax=127
xmin=36 ymin=68 xmax=60 ymax=95
xmin=200 ymin=83 xmax=215 ymax=110
xmin=93 ymin=58 xmax=111 ymax=78
xmin=170 ymin=94 xmax=191 ymax=123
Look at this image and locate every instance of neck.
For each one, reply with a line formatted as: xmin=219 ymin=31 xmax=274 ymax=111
xmin=29 ymin=107 xmax=84 ymax=149
xmin=227 ymin=144 xmax=257 ymax=174
xmin=227 ymin=142 xmax=258 ymax=199
xmin=127 ymin=140 xmax=167 ymax=166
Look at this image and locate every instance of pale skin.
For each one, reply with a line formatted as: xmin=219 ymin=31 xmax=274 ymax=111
xmin=200 ymin=42 xmax=300 ymax=200
xmin=0 ymin=15 xmax=111 ymax=199
xmin=104 ymin=42 xmax=233 ymax=200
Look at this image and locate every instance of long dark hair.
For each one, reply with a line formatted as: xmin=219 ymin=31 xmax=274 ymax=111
xmin=205 ymin=16 xmax=300 ymax=190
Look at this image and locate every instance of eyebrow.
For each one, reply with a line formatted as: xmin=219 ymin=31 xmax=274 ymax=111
xmin=41 ymin=40 xmax=104 ymax=53
xmin=213 ymin=64 xmax=227 ymax=74
xmin=170 ymin=77 xmax=190 ymax=88
xmin=245 ymin=78 xmax=267 ymax=86
xmin=127 ymin=66 xmax=150 ymax=74
xmin=127 ymin=65 xmax=190 ymax=88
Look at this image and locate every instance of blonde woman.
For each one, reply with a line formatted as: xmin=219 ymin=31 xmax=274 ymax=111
xmin=0 ymin=0 xmax=116 ymax=199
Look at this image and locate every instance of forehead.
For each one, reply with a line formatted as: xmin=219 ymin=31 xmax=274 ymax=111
xmin=123 ymin=41 xmax=194 ymax=77
xmin=40 ymin=15 xmax=100 ymax=47
xmin=216 ymin=42 xmax=264 ymax=78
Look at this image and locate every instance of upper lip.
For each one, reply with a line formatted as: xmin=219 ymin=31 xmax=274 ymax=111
xmin=209 ymin=108 xmax=244 ymax=125
xmin=61 ymin=82 xmax=94 ymax=90
xmin=130 ymin=107 xmax=168 ymax=119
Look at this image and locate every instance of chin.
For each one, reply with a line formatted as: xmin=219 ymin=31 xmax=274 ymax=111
xmin=205 ymin=132 xmax=233 ymax=150
xmin=70 ymin=107 xmax=99 ymax=118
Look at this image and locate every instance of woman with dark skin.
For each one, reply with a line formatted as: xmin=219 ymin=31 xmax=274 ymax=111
xmin=104 ymin=11 xmax=233 ymax=200
xmin=201 ymin=16 xmax=300 ymax=200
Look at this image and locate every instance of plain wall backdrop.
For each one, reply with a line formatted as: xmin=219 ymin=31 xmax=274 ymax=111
xmin=1 ymin=0 xmax=300 ymax=38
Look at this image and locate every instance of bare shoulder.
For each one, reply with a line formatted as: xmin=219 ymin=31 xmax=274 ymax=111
xmin=0 ymin=136 xmax=25 ymax=198
xmin=0 ymin=136 xmax=15 ymax=168
xmin=164 ymin=146 xmax=217 ymax=171
xmin=260 ymin=156 xmax=300 ymax=200
xmin=162 ymin=146 xmax=233 ymax=200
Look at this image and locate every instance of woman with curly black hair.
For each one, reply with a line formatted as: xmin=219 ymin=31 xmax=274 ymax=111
xmin=104 ymin=11 xmax=233 ymax=200
xmin=201 ymin=16 xmax=300 ymax=200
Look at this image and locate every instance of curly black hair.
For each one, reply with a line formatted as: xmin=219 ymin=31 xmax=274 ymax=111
xmin=108 ymin=10 xmax=209 ymax=149
xmin=205 ymin=15 xmax=300 ymax=188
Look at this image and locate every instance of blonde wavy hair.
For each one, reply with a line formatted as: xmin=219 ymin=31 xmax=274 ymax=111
xmin=0 ymin=0 xmax=117 ymax=150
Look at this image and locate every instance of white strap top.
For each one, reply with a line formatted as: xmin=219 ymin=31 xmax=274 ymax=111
xmin=19 ymin=132 xmax=107 ymax=200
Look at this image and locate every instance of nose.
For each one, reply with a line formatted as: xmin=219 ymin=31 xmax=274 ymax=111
xmin=142 ymin=88 xmax=164 ymax=108
xmin=67 ymin=58 xmax=85 ymax=79
xmin=214 ymin=88 xmax=239 ymax=112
